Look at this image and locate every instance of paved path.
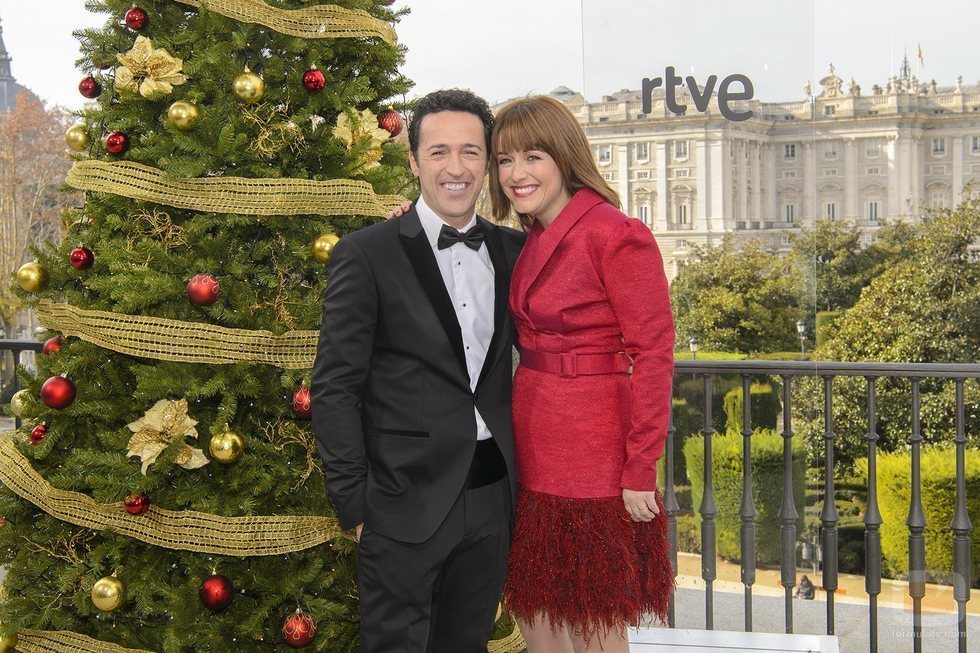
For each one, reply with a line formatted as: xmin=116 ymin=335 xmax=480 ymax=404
xmin=670 ymin=579 xmax=978 ymax=653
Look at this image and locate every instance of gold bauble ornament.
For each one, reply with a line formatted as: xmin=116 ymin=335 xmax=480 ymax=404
xmin=232 ymin=69 xmax=265 ymax=104
xmin=209 ymin=429 xmax=245 ymax=464
xmin=16 ymin=261 xmax=49 ymax=293
xmin=65 ymin=124 xmax=90 ymax=151
xmin=92 ymin=575 xmax=126 ymax=612
xmin=0 ymin=631 xmax=17 ymax=653
xmin=311 ymin=233 xmax=340 ymax=264
xmin=8 ymin=389 xmax=30 ymax=418
xmin=167 ymin=100 xmax=200 ymax=131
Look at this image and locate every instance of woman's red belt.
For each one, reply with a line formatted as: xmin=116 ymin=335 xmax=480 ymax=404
xmin=519 ymin=348 xmax=633 ymax=377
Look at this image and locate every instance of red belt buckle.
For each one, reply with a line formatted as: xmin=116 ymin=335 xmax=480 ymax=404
xmin=559 ymin=352 xmax=577 ymax=377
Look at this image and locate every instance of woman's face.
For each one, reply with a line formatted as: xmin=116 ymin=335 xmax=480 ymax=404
xmin=495 ymin=148 xmax=572 ymax=226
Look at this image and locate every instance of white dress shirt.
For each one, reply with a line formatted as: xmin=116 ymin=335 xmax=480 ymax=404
xmin=415 ymin=196 xmax=495 ymax=441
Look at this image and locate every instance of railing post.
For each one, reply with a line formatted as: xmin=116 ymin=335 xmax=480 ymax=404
xmin=664 ymin=408 xmax=679 ymax=628
xmin=864 ymin=377 xmax=883 ymax=653
xmin=819 ymin=375 xmax=839 ymax=636
xmin=698 ymin=373 xmax=717 ymax=630
xmin=906 ymin=380 xmax=926 ymax=653
xmin=950 ymin=379 xmax=972 ymax=653
xmin=778 ymin=375 xmax=799 ymax=634
xmin=738 ymin=375 xmax=756 ymax=632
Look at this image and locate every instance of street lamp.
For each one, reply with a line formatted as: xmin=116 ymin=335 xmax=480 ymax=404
xmin=796 ymin=320 xmax=807 ymax=360
xmin=689 ymin=336 xmax=699 ymax=360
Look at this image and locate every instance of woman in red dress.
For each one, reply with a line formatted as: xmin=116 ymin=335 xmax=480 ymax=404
xmin=489 ymin=95 xmax=675 ymax=652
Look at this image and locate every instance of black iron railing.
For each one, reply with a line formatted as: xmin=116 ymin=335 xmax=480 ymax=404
xmin=666 ymin=360 xmax=979 ymax=653
xmin=0 ymin=338 xmax=44 ymax=429
xmin=1 ymin=342 xmax=974 ymax=651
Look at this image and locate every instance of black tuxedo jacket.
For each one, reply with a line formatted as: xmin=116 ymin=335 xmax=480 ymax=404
xmin=312 ymin=207 xmax=525 ymax=544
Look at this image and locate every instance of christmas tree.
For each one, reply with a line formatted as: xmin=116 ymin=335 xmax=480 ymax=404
xmin=0 ymin=0 xmax=426 ymax=650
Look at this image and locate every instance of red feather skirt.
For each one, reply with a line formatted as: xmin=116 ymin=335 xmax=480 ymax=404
xmin=503 ymin=489 xmax=674 ymax=639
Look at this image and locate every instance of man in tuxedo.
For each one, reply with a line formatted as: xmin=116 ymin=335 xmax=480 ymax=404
xmin=312 ymin=89 xmax=525 ymax=653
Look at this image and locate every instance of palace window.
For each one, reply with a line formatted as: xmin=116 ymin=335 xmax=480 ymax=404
xmin=972 ymin=136 xmax=980 ymax=153
xmin=932 ymin=138 xmax=946 ymax=155
xmin=824 ymin=105 xmax=836 ymax=116
xmin=638 ymin=204 xmax=650 ymax=224
xmin=676 ymin=204 xmax=689 ymax=224
xmin=784 ymin=203 xmax=796 ymax=224
xmin=635 ymin=142 xmax=649 ymax=161
xmin=784 ymin=144 xmax=796 ymax=159
xmin=824 ymin=142 xmax=837 ymax=159
xmin=867 ymin=200 xmax=879 ymax=223
xmin=866 ymin=139 xmax=881 ymax=157
xmin=826 ymin=202 xmax=837 ymax=220
xmin=674 ymin=140 xmax=689 ymax=160
xmin=596 ymin=144 xmax=611 ymax=164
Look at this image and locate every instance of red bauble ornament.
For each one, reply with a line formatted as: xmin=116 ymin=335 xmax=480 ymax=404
xmin=78 ymin=76 xmax=103 ymax=99
xmin=124 ymin=493 xmax=150 ymax=515
xmin=186 ymin=273 xmax=220 ymax=306
xmin=125 ymin=6 xmax=149 ymax=30
xmin=105 ymin=131 xmax=130 ymax=155
xmin=302 ymin=67 xmax=325 ymax=92
xmin=30 ymin=423 xmax=48 ymax=444
xmin=377 ymin=107 xmax=403 ymax=137
xmin=42 ymin=337 xmax=63 ymax=355
xmin=291 ymin=386 xmax=311 ymax=419
xmin=40 ymin=376 xmax=76 ymax=410
xmin=199 ymin=574 xmax=234 ymax=611
xmin=282 ymin=610 xmax=316 ymax=648
xmin=69 ymin=246 xmax=95 ymax=270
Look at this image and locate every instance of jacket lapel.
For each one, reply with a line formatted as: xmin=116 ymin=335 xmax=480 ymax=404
xmin=398 ymin=208 xmax=469 ymax=380
xmin=477 ymin=218 xmax=510 ymax=387
xmin=513 ymin=188 xmax=605 ymax=314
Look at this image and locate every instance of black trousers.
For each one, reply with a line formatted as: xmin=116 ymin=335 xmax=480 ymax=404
xmin=357 ymin=476 xmax=511 ymax=653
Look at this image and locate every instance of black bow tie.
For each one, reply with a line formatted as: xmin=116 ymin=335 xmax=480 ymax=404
xmin=437 ymin=223 xmax=485 ymax=251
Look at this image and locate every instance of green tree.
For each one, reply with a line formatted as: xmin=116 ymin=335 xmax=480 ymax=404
xmin=801 ymin=199 xmax=980 ymax=464
xmin=789 ymin=217 xmax=906 ymax=314
xmin=670 ymin=236 xmax=800 ymax=354
xmin=0 ymin=1 xmax=415 ymax=651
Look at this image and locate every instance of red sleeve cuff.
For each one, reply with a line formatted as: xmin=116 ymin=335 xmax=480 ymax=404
xmin=621 ymin=464 xmax=657 ymax=492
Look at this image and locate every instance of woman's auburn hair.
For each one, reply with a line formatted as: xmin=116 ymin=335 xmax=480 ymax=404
xmin=489 ymin=95 xmax=620 ymax=229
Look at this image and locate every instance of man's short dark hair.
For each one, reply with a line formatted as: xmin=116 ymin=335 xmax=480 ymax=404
xmin=408 ymin=89 xmax=494 ymax=156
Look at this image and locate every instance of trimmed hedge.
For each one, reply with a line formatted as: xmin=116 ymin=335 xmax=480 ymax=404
xmin=673 ymin=374 xmax=743 ymax=435
xmin=815 ymin=310 xmax=842 ymax=348
xmin=684 ymin=429 xmax=805 ymax=564
xmin=863 ymin=448 xmax=980 ymax=585
xmin=722 ymin=383 xmax=781 ymax=433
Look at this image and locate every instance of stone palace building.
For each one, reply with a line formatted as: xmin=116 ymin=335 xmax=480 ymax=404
xmin=546 ymin=58 xmax=980 ymax=279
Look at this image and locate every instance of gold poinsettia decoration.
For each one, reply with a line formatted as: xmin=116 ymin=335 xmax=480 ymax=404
xmin=115 ymin=36 xmax=187 ymax=99
xmin=332 ymin=108 xmax=391 ymax=172
xmin=127 ymin=398 xmax=208 ymax=475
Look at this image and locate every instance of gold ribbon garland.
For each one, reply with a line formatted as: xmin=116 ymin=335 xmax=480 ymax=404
xmin=14 ymin=626 xmax=523 ymax=653
xmin=66 ymin=160 xmax=406 ymax=218
xmin=173 ymin=0 xmax=396 ymax=44
xmin=36 ymin=300 xmax=318 ymax=370
xmin=15 ymin=630 xmax=154 ymax=653
xmin=0 ymin=433 xmax=346 ymax=556
xmin=488 ymin=626 xmax=527 ymax=653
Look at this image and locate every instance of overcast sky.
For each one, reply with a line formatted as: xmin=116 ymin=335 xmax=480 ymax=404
xmin=0 ymin=0 xmax=976 ymax=110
